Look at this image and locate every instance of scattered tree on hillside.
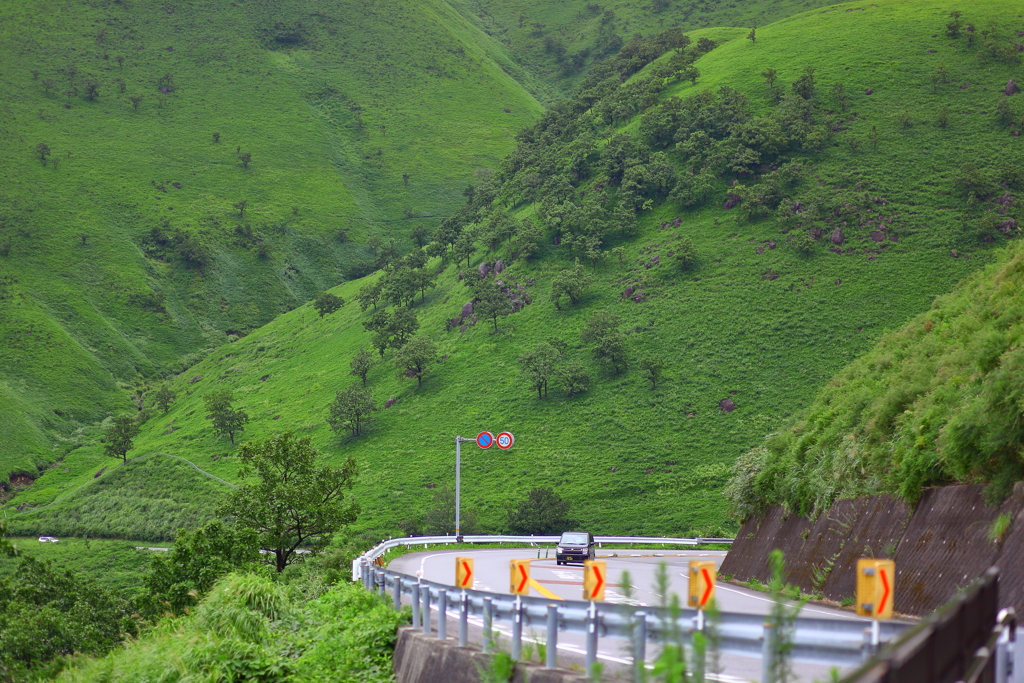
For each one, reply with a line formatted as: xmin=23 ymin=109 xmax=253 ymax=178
xmin=103 ymin=414 xmax=141 ymax=464
xmin=519 ymin=342 xmax=561 ymax=399
xmin=350 ymin=347 xmax=374 ymax=387
xmin=996 ymin=98 xmax=1012 ymax=125
xmin=367 ymin=235 xmax=383 ymax=257
xmin=675 ymin=236 xmax=698 ymax=270
xmin=41 ymin=78 xmax=55 ymax=95
xmin=233 ymin=199 xmax=247 ymax=218
xmin=761 ymin=67 xmax=778 ymax=90
xmin=204 ymin=390 xmax=249 ymax=445
xmin=791 ymin=66 xmax=816 ymax=99
xmin=791 ymin=231 xmax=816 ymax=255
xmin=470 ymin=274 xmax=512 ymax=332
xmin=506 ymin=487 xmax=572 ymax=534
xmin=868 ymin=125 xmax=880 ymax=151
xmin=550 ymin=259 xmax=592 ymax=310
xmin=363 ymin=307 xmax=419 ymax=356
xmin=327 ymin=384 xmax=377 ymax=436
xmin=313 ymin=291 xmax=344 ymax=318
xmin=556 ymin=362 xmax=590 ymax=397
xmin=82 ymin=78 xmax=100 ymax=101
xmin=0 ymin=520 xmax=15 ymax=557
xmin=357 ymin=279 xmax=383 ymax=312
xmin=746 ymin=26 xmax=756 ymax=46
xmin=394 ymin=334 xmax=437 ymax=388
xmin=414 ymin=483 xmax=479 ymax=536
xmin=830 ymin=82 xmax=848 ymax=111
xmin=239 ymin=152 xmax=251 ymax=169
xmin=411 ymin=224 xmax=429 ymax=247
xmin=212 ymin=131 xmax=220 ymax=143
xmin=946 ymin=10 xmax=963 ymax=38
xmin=129 ymin=94 xmax=143 ymax=110
xmin=453 ymin=231 xmax=477 ymax=268
xmin=77 ymin=232 xmax=88 ymax=245
xmin=138 ymin=521 xmax=260 ymax=618
xmin=640 ymin=355 xmax=666 ymax=390
xmin=217 ymin=432 xmax=359 ymax=572
xmin=937 ymin=106 xmax=950 ymax=129
xmin=153 ymin=384 xmax=176 ymax=413
xmin=897 ymin=110 xmax=913 ymax=128
xmin=35 ymin=143 xmax=50 ymax=164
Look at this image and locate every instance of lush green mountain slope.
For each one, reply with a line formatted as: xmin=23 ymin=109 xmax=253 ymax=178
xmin=6 ymin=0 xmax=1023 ymax=540
xmin=726 ymin=239 xmax=1024 ymax=520
xmin=452 ymin=0 xmax=841 ymax=98
xmin=0 ymin=0 xmax=541 ymax=475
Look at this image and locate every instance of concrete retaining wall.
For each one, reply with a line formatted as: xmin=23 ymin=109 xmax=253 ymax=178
xmin=720 ymin=483 xmax=1024 ymax=616
xmin=394 ymin=627 xmax=614 ymax=683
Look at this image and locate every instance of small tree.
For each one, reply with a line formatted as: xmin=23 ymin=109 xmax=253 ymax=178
xmin=153 ymin=384 xmax=176 ymax=413
xmin=897 ymin=110 xmax=913 ymax=128
xmin=676 ymin=236 xmax=698 ymax=270
xmin=946 ymin=10 xmax=962 ymax=38
xmin=204 ymin=390 xmax=249 ymax=445
xmin=411 ymin=224 xmax=429 ymax=247
xmin=868 ymin=125 xmax=880 ymax=151
xmin=129 ymin=94 xmax=143 ymax=110
xmin=746 ymin=26 xmax=756 ymax=46
xmin=313 ymin=291 xmax=344 ymax=318
xmin=41 ymin=78 xmax=56 ymax=95
xmin=212 ymin=131 xmax=220 ymax=143
xmin=791 ymin=66 xmax=816 ymax=99
xmin=550 ymin=259 xmax=593 ymax=310
xmin=640 ymin=355 xmax=665 ymax=389
xmin=35 ymin=143 xmax=50 ymax=164
xmin=233 ymin=199 xmax=247 ymax=217
xmin=471 ymin=275 xmax=512 ymax=333
xmin=937 ymin=106 xmax=950 ymax=129
xmin=394 ymin=334 xmax=437 ymax=388
xmin=350 ymin=347 xmax=374 ymax=387
xmin=506 ymin=487 xmax=572 ymax=534
xmin=327 ymin=384 xmax=377 ymax=436
xmin=239 ymin=152 xmax=251 ymax=169
xmin=761 ymin=67 xmax=778 ymax=90
xmin=830 ymin=82 xmax=848 ymax=111
xmin=792 ymin=231 xmax=816 ymax=255
xmin=82 ymin=77 xmax=100 ymax=101
xmin=519 ymin=342 xmax=561 ymax=399
xmin=556 ymin=362 xmax=590 ymax=397
xmin=216 ymin=432 xmax=359 ymax=572
xmin=103 ymin=414 xmax=141 ymax=464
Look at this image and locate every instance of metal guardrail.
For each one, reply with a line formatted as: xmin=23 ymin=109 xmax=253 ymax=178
xmin=355 ymin=535 xmax=909 ymax=681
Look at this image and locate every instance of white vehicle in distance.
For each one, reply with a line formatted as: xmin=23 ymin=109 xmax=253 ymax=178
xmin=38 ymin=536 xmax=59 ymax=543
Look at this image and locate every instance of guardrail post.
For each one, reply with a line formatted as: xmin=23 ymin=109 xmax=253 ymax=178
xmin=586 ymin=603 xmax=599 ymax=678
xmin=512 ymin=596 xmax=523 ymax=660
xmin=694 ymin=611 xmax=706 ymax=682
xmin=633 ymin=612 xmax=647 ymax=683
xmin=459 ymin=591 xmax=469 ymax=647
xmin=361 ymin=561 xmax=369 ymax=589
xmin=546 ymin=604 xmax=558 ymax=670
xmin=762 ymin=621 xmax=777 ymax=683
xmin=393 ymin=576 xmax=402 ymax=611
xmin=438 ymin=589 xmax=447 ymax=642
xmin=378 ymin=569 xmax=386 ymax=598
xmin=482 ymin=597 xmax=494 ymax=654
xmin=411 ymin=581 xmax=421 ymax=629
xmin=421 ymin=584 xmax=431 ymax=635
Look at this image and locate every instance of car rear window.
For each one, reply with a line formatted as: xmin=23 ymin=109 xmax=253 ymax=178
xmin=560 ymin=533 xmax=588 ymax=544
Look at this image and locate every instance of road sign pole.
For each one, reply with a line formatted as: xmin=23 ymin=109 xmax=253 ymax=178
xmin=459 ymin=591 xmax=468 ymax=647
xmin=455 ymin=436 xmax=461 ymax=540
xmin=586 ymin=602 xmax=599 ymax=678
xmin=482 ymin=597 xmax=493 ymax=654
xmin=546 ymin=604 xmax=559 ymax=669
xmin=633 ymin=612 xmax=647 ymax=683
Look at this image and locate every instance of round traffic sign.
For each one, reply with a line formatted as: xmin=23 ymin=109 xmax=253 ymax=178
xmin=496 ymin=432 xmax=514 ymax=449
xmin=476 ymin=432 xmax=494 ymax=448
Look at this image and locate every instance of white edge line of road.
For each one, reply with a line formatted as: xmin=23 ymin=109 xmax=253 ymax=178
xmin=708 ymin=579 xmax=869 ymax=622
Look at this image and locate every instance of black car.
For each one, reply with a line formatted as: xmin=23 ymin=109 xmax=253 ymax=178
xmin=556 ymin=531 xmax=595 ymax=565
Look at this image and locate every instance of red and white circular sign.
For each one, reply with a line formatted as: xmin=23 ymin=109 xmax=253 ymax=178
xmin=496 ymin=432 xmax=514 ymax=450
xmin=476 ymin=432 xmax=494 ymax=448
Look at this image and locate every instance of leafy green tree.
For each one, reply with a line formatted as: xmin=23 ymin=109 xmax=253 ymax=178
xmin=592 ymin=330 xmax=628 ymax=375
xmin=233 ymin=199 xmax=247 ymax=217
xmin=357 ymin=279 xmax=383 ymax=312
xmin=0 ymin=556 xmax=137 ymax=678
xmin=327 ymin=385 xmax=377 ymax=437
xmin=35 ymin=142 xmax=50 ymax=163
xmin=411 ymin=224 xmax=430 ymax=247
xmin=204 ymin=390 xmax=249 ymax=445
xmin=791 ymin=66 xmax=816 ymax=99
xmin=868 ymin=125 xmax=880 ymax=151
xmin=153 ymin=384 xmax=176 ymax=413
xmin=556 ymin=362 xmax=590 ymax=397
xmin=453 ymin=230 xmax=477 ymax=268
xmin=103 ymin=414 xmax=141 ymax=464
xmin=471 ymin=275 xmax=513 ymax=332
xmin=830 ymin=82 xmax=848 ymax=111
xmin=937 ymin=106 xmax=950 ymax=129
xmin=129 ymin=93 xmax=143 ymax=110
xmin=239 ymin=151 xmax=252 ymax=169
xmin=82 ymin=77 xmax=100 ymax=100
xmin=217 ymin=432 xmax=359 ymax=572
xmin=746 ymin=26 xmax=756 ymax=46
xmin=946 ymin=9 xmax=963 ymax=38
xmin=138 ymin=521 xmax=261 ymax=618
xmin=350 ymin=347 xmax=374 ymax=387
xmin=313 ymin=291 xmax=344 ymax=318
xmin=791 ymin=231 xmax=816 ymax=255
xmin=412 ymin=268 xmax=438 ymax=304
xmin=676 ymin=236 xmax=698 ymax=270
xmin=761 ymin=67 xmax=777 ymax=89
xmin=363 ymin=308 xmax=419 ymax=356
xmin=519 ymin=342 xmax=561 ymax=399
xmin=581 ymin=309 xmax=621 ymax=345
xmin=394 ymin=334 xmax=437 ymax=388
xmin=550 ymin=259 xmax=592 ymax=310
xmin=640 ymin=355 xmax=666 ymax=389
xmin=506 ymin=487 xmax=572 ymax=534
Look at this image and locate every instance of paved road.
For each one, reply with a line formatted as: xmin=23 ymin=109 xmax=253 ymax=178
xmin=390 ymin=548 xmax=872 ymax=682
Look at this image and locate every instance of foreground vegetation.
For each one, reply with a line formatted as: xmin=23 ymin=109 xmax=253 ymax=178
xmin=7 ymin=0 xmax=1022 ymax=543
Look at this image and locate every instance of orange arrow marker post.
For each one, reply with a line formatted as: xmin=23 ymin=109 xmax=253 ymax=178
xmin=688 ymin=560 xmax=717 ymax=610
xmin=856 ymin=558 xmax=895 ymax=651
xmin=510 ymin=560 xmax=531 ymax=595
xmin=456 ymin=556 xmax=474 ymax=590
xmin=583 ymin=560 xmax=606 ymax=601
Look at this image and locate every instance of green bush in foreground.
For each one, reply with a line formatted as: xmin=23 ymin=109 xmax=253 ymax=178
xmin=58 ymin=574 xmax=407 ymax=683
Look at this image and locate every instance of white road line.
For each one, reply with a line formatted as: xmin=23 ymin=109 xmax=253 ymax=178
xmin=708 ymin=580 xmax=869 ymax=622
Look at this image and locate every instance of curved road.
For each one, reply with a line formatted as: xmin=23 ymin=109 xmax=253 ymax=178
xmin=390 ymin=548 xmax=870 ymax=682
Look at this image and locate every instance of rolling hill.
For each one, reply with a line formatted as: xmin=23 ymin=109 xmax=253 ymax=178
xmin=4 ymin=0 xmax=1024 ymax=542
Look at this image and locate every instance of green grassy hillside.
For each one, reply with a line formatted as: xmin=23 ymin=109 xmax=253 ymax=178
xmin=725 ymin=239 xmax=1024 ymax=520
xmin=6 ymin=0 xmax=1024 ymax=541
xmin=0 ymin=0 xmax=541 ymax=475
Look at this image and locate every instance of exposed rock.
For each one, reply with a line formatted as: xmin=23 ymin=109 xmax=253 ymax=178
xmin=188 ymin=374 xmax=202 ymax=384
xmin=1006 ymin=80 xmax=1020 ymax=96
xmin=461 ymin=301 xmax=473 ymax=317
xmin=865 ymin=88 xmax=874 ymax=95
xmin=493 ymin=259 xmax=506 ymax=274
xmin=870 ymin=231 xmax=886 ymax=242
xmin=719 ymin=398 xmax=736 ymax=413
xmin=961 ymin=83 xmax=971 ymax=89
xmin=384 ymin=397 xmax=397 ymax=409
xmin=830 ymin=227 xmax=845 ymax=245
xmin=478 ymin=262 xmax=490 ymax=277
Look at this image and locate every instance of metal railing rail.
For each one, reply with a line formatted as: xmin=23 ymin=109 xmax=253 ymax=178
xmin=354 ymin=535 xmax=909 ymax=681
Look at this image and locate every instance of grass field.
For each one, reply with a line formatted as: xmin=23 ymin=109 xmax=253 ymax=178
xmin=0 ymin=536 xmax=155 ymax=597
xmin=0 ymin=0 xmax=541 ymax=474
xmin=7 ymin=0 xmax=1022 ymax=544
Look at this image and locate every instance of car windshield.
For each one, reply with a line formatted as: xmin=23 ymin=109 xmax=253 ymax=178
xmin=560 ymin=533 xmax=588 ymax=545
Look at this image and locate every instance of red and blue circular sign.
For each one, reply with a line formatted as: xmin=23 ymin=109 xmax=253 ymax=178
xmin=476 ymin=432 xmax=494 ymax=448
xmin=497 ymin=432 xmax=514 ymax=450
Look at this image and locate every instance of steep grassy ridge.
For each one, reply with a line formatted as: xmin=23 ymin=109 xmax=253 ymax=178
xmin=0 ymin=0 xmax=540 ymax=475
xmin=6 ymin=0 xmax=1023 ymax=540
xmin=725 ymin=240 xmax=1024 ymax=520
